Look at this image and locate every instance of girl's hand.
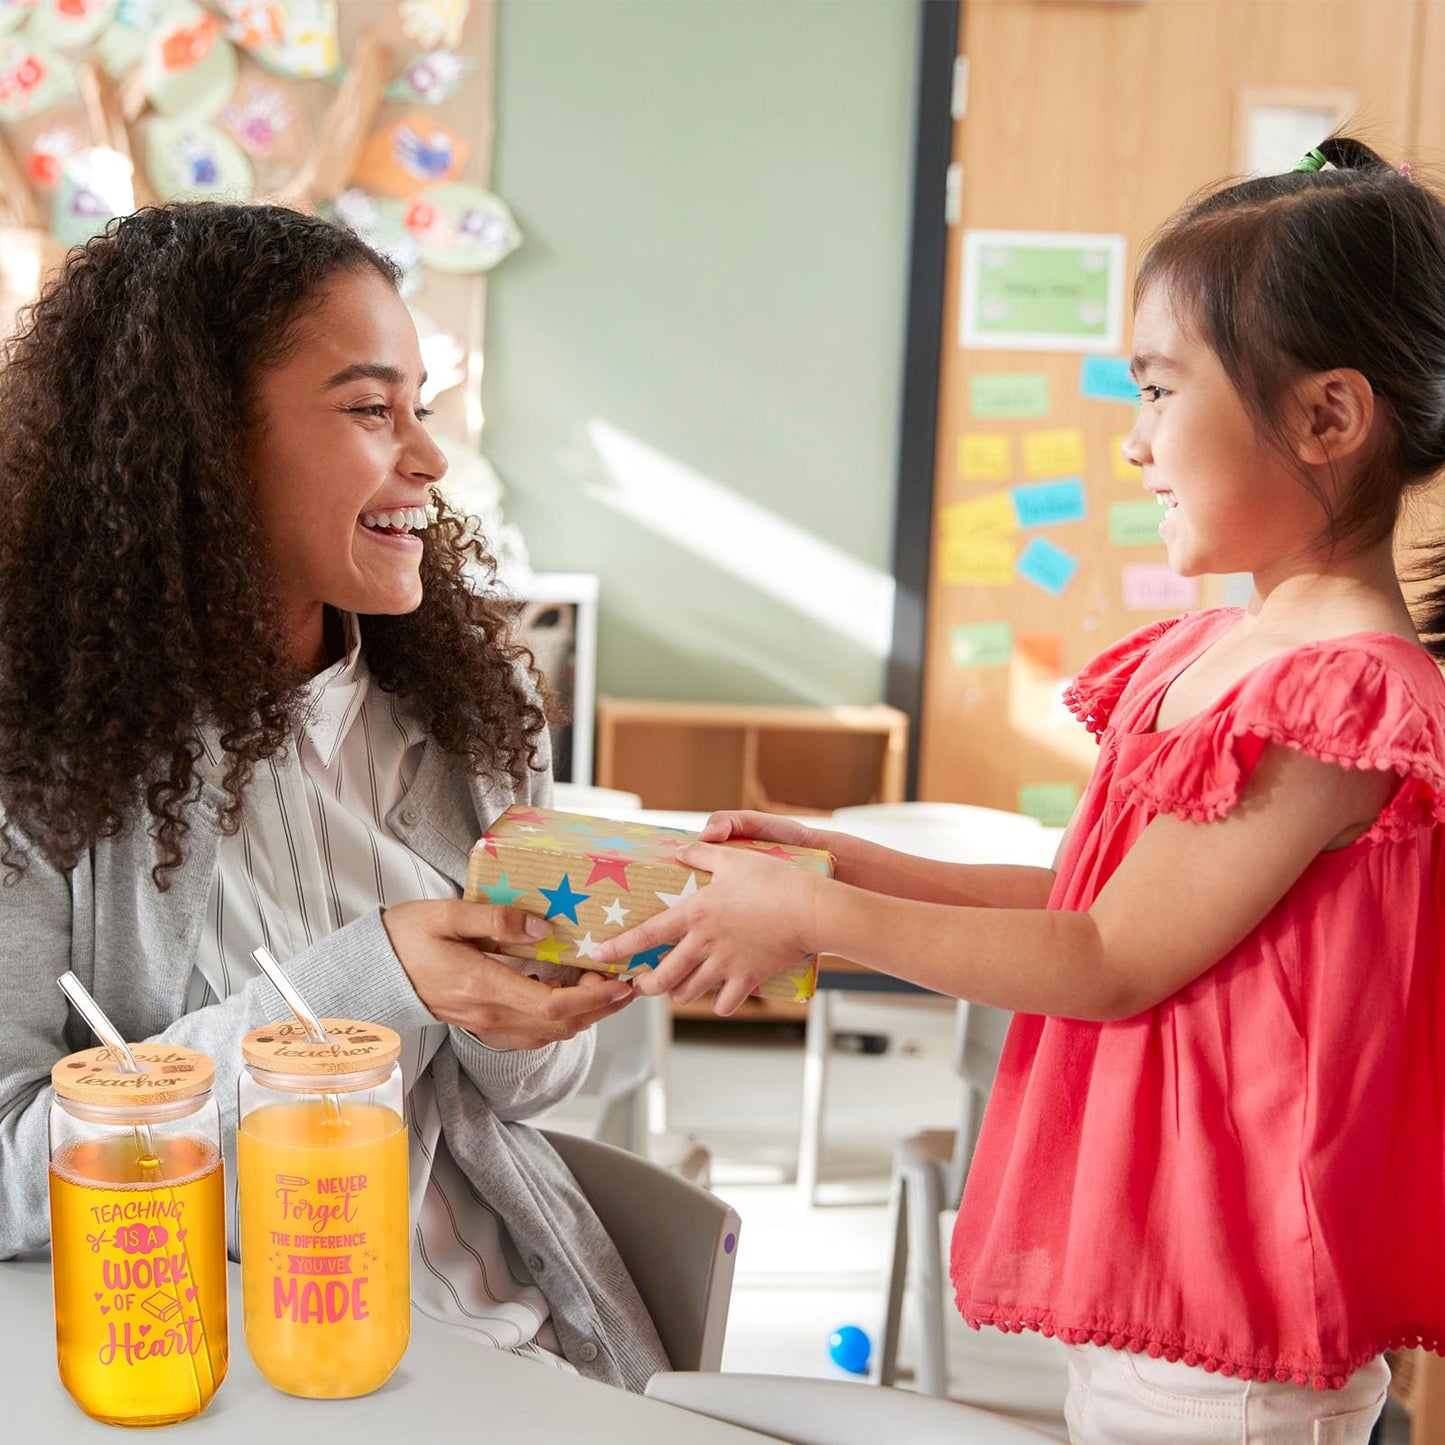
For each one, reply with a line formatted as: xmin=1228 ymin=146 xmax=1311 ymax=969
xmin=381 ymin=899 xmax=634 ymax=1049
xmin=697 ymin=809 xmax=836 ymax=855
xmin=592 ymin=843 xmax=825 ymax=1015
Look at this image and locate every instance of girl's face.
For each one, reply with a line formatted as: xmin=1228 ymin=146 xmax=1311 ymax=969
xmin=1122 ymin=285 xmax=1328 ymax=582
xmin=247 ymin=266 xmax=448 ymax=672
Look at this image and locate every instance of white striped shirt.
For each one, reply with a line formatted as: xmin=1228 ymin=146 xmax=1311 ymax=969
xmin=186 ymin=612 xmax=574 ymax=1370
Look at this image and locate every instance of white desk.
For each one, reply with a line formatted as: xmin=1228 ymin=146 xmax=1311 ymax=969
xmin=1 ymin=1259 xmax=778 ymax=1443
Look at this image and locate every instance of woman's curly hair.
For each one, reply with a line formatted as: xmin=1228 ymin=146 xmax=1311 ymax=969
xmin=0 ymin=202 xmax=545 ymax=885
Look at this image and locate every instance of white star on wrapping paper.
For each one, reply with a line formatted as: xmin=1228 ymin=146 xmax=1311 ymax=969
xmin=655 ymin=872 xmax=700 ymax=909
xmin=574 ymin=932 xmax=600 ymax=959
xmin=602 ymin=899 xmax=629 ymax=927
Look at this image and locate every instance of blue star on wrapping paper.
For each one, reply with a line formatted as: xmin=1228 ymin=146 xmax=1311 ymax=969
xmin=590 ymin=835 xmax=641 ymax=852
xmin=539 ymin=873 xmax=589 ymax=924
xmin=628 ymin=943 xmax=673 ymax=971
xmin=482 ymin=872 xmax=526 ymax=907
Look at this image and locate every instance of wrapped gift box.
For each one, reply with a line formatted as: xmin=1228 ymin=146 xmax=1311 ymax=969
xmin=464 ymin=806 xmax=835 ymax=1002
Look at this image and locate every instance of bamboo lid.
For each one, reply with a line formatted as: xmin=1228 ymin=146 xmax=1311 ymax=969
xmin=52 ymin=1043 xmax=215 ymax=1107
xmin=241 ymin=1019 xmax=400 ymax=1076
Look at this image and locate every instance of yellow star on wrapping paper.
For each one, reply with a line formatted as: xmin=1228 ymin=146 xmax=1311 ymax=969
xmin=532 ymin=835 xmax=568 ymax=853
xmin=792 ymin=975 xmax=814 ymax=1003
xmin=534 ymin=933 xmax=565 ymax=964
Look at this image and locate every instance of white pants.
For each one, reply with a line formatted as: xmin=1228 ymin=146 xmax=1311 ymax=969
xmin=1064 ymin=1345 xmax=1389 ymax=1444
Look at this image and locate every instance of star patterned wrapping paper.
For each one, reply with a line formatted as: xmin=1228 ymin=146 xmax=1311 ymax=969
xmin=463 ymin=806 xmax=836 ymax=1003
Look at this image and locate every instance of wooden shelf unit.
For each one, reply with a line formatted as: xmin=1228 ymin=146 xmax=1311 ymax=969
xmin=594 ymin=699 xmax=908 ymax=815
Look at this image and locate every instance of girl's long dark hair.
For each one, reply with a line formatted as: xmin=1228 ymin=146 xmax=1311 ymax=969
xmin=1137 ymin=135 xmax=1445 ymax=660
xmin=0 ymin=202 xmax=544 ymax=885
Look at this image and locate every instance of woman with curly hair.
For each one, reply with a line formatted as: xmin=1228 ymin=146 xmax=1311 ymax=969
xmin=0 ymin=202 xmax=668 ymax=1389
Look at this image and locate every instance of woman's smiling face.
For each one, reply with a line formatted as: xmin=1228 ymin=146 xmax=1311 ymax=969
xmin=246 ymin=265 xmax=448 ymax=673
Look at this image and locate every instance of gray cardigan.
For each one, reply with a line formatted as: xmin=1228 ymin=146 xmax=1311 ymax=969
xmin=0 ymin=728 xmax=668 ymax=1391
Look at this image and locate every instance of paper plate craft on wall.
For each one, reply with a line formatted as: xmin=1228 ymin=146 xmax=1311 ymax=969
xmin=142 ymin=4 xmax=237 ymax=120
xmin=146 ymin=117 xmax=252 ymax=201
xmin=97 ymin=0 xmax=186 ymax=76
xmin=26 ymin=125 xmax=81 ymax=187
xmin=0 ymin=0 xmax=34 ymax=36
xmin=331 ymin=187 xmax=422 ymax=294
xmin=0 ymin=37 xmax=77 ymax=120
xmin=397 ymin=0 xmax=468 ymax=51
xmin=353 ymin=112 xmax=468 ymax=197
xmin=403 ymin=182 xmax=518 ymax=274
xmin=385 ymin=48 xmax=471 ymax=106
xmin=220 ymin=77 xmax=307 ymax=165
xmin=27 ymin=0 xmax=118 ymax=50
xmin=407 ymin=305 xmax=465 ymax=403
xmin=226 ymin=0 xmax=338 ymax=80
xmin=50 ymin=144 xmax=134 ymax=247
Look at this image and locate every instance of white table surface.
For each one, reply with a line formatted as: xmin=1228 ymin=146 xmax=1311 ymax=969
xmin=1 ymin=1259 xmax=779 ymax=1443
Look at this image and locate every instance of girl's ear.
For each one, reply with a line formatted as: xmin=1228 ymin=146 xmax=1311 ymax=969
xmin=1289 ymin=369 xmax=1376 ymax=466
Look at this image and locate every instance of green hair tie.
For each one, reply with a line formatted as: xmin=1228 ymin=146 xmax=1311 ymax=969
xmin=1291 ymin=147 xmax=1329 ymax=173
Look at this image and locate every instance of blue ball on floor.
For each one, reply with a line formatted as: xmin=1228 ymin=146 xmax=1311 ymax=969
xmin=828 ymin=1324 xmax=871 ymax=1374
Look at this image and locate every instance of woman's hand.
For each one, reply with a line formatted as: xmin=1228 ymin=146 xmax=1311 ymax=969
xmin=592 ymin=843 xmax=825 ymax=1015
xmin=381 ymin=899 xmax=634 ymax=1050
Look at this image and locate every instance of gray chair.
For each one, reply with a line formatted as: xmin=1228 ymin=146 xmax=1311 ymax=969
xmin=876 ymin=998 xmax=1012 ymax=1397
xmin=543 ymin=1128 xmax=740 ymax=1372
xmin=645 ymin=1371 xmax=1058 ymax=1443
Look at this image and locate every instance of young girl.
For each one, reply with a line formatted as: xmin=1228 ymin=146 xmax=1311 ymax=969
xmin=0 ymin=203 xmax=666 ymax=1390
xmin=598 ymin=135 xmax=1445 ymax=1440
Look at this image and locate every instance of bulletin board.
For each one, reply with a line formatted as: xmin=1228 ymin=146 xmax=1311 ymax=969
xmin=0 ymin=0 xmax=510 ymax=443
xmin=919 ymin=0 xmax=1429 ymax=822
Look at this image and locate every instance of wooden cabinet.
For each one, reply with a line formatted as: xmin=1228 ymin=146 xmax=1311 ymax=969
xmin=595 ymin=698 xmax=908 ymax=815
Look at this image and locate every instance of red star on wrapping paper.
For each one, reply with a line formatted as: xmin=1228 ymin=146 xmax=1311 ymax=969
xmin=752 ymin=845 xmax=794 ymax=861
xmin=585 ymin=854 xmax=631 ymax=890
xmin=506 ymin=808 xmax=546 ymax=826
xmin=477 ymin=835 xmax=499 ymax=858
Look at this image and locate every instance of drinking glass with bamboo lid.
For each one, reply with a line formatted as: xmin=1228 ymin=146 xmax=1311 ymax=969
xmin=48 ymin=972 xmax=229 ymax=1426
xmin=238 ymin=946 xmax=410 ymax=1398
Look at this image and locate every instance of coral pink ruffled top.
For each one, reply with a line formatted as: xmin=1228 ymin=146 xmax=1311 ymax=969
xmin=950 ymin=609 xmax=1445 ymax=1388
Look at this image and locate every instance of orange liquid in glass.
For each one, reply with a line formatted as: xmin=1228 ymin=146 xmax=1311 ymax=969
xmin=238 ymin=1099 xmax=410 ymax=1398
xmin=48 ymin=1136 xmax=229 ymax=1426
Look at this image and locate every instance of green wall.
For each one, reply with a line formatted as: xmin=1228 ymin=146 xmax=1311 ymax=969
xmin=485 ymin=0 xmax=919 ymax=706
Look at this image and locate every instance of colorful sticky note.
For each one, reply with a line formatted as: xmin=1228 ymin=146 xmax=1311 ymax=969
xmin=1016 ymin=537 xmax=1079 ymax=596
xmin=950 ymin=621 xmax=1013 ymax=669
xmin=970 ymin=372 xmax=1050 ymax=419
xmin=938 ymin=536 xmax=1017 ymax=586
xmin=1109 ymin=433 xmax=1136 ymax=483
xmin=1121 ymin=562 xmax=1199 ymax=612
xmin=1010 ymin=478 xmax=1087 ymax=529
xmin=1109 ymin=499 xmax=1165 ymax=547
xmin=1079 ymin=355 xmax=1139 ymax=404
xmin=1018 ymin=782 xmax=1080 ymax=827
xmin=940 ymin=491 xmax=1016 ymax=540
xmin=958 ymin=432 xmax=1011 ymax=482
xmin=1016 ymin=633 xmax=1063 ymax=676
xmin=1022 ymin=427 xmax=1087 ymax=480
